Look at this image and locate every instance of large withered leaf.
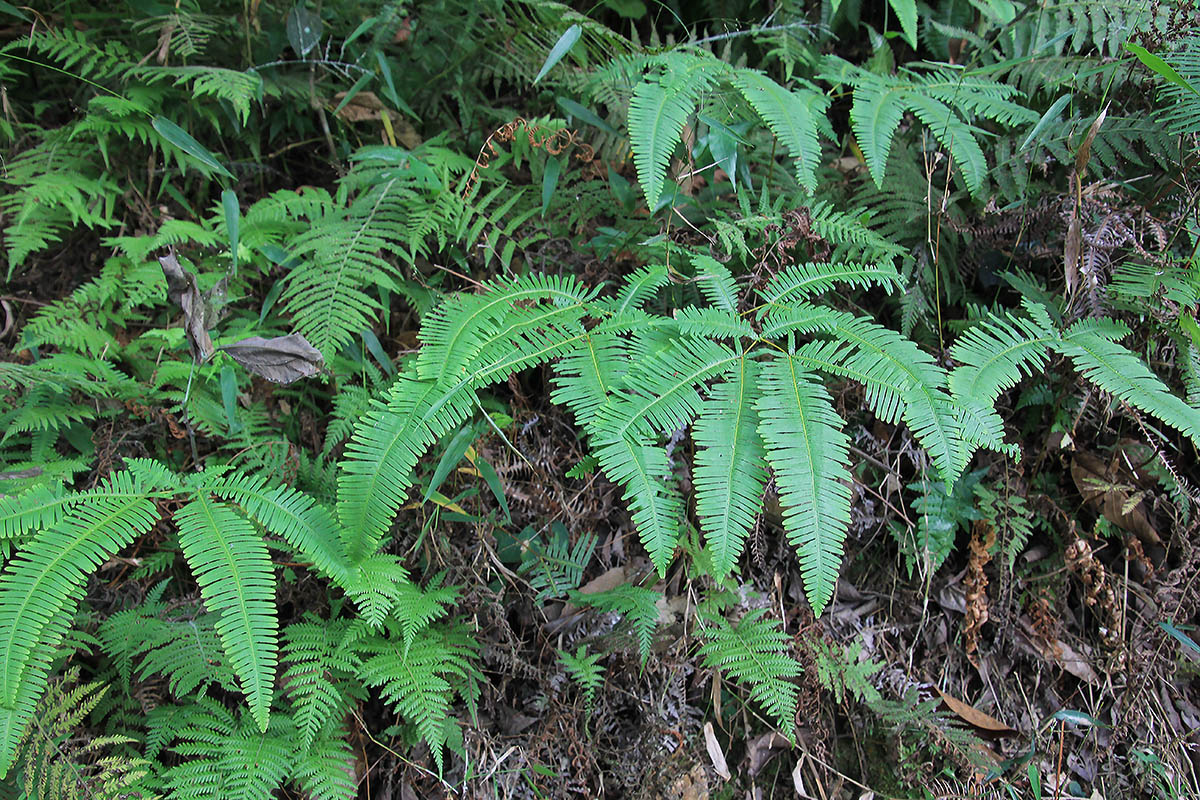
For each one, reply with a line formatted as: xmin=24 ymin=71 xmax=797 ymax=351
xmin=219 ymin=334 xmax=324 ymax=384
xmin=159 ymin=246 xmax=226 ymax=363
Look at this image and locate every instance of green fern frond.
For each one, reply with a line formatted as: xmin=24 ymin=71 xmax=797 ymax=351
xmin=99 ymin=600 xmax=238 ymax=699
xmin=0 ymin=483 xmax=74 ymax=541
xmin=414 ymin=273 xmax=595 ymax=384
xmin=819 ymin=57 xmax=1035 ymax=197
xmin=694 ymin=358 xmax=768 ymax=578
xmin=606 ymin=264 xmax=671 ymax=313
xmin=760 ymin=261 xmax=903 ymax=305
xmin=558 ymin=645 xmax=604 ymax=711
xmin=731 ymin=69 xmax=829 ymax=192
xmin=337 ymin=378 xmax=473 ymax=561
xmin=355 ymin=621 xmax=481 ymax=773
xmin=281 ymin=619 xmax=361 ymax=751
xmin=173 ymin=495 xmax=278 ymax=731
xmin=1055 ymin=320 xmax=1200 ymax=448
xmin=690 ymin=253 xmax=740 ymax=312
xmin=208 ymin=473 xmax=353 ymax=587
xmin=697 ymin=607 xmax=800 ymax=736
xmin=161 ymin=699 xmax=294 ymax=800
xmin=628 ymin=54 xmax=723 ymax=208
xmin=567 ymin=584 xmax=661 ymax=664
xmin=0 ymin=472 xmax=159 ymax=706
xmin=756 ymin=356 xmax=852 ymax=614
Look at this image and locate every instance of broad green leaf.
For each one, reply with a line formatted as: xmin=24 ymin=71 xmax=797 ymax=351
xmin=152 ymin=116 xmax=233 ymax=178
xmin=535 ymin=24 xmax=582 ymax=84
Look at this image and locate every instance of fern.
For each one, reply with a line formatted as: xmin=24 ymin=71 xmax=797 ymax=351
xmin=567 ymin=584 xmax=661 ymax=664
xmin=354 ymin=619 xmax=482 ymax=773
xmin=696 ymin=607 xmax=800 ymax=737
xmin=172 ymin=494 xmax=278 ymax=732
xmin=628 ymin=53 xmax=723 ymax=209
xmin=0 ymin=669 xmax=154 ymax=800
xmin=729 ymin=69 xmax=831 ymax=193
xmin=558 ymin=645 xmax=605 ymax=712
xmin=819 ymin=57 xmax=1036 ymax=198
xmin=98 ymin=596 xmax=239 ymax=700
xmin=338 ymin=259 xmax=977 ymax=613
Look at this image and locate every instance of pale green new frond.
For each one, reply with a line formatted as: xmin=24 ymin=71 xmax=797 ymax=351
xmin=345 ymin=553 xmax=410 ymax=627
xmin=694 ymin=358 xmax=768 ymax=578
xmin=697 ymin=608 xmax=800 ymax=735
xmin=731 ymin=69 xmax=829 ymax=191
xmin=558 ymin=645 xmax=604 ymax=711
xmin=174 ymin=496 xmax=278 ymax=732
xmin=1057 ymin=322 xmax=1200 ymax=448
xmin=0 ymin=475 xmax=158 ymax=705
xmin=391 ymin=574 xmax=459 ymax=653
xmin=760 ymin=261 xmax=902 ymax=305
xmin=756 ymin=356 xmax=851 ymax=614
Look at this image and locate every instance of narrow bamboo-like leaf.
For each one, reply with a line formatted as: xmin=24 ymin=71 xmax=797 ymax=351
xmin=424 ymin=426 xmax=477 ymax=503
xmin=887 ymin=0 xmax=918 ymax=48
xmin=220 ymin=364 xmax=243 ymax=434
xmin=1020 ymin=94 xmax=1072 ymax=151
xmin=556 ymin=97 xmax=617 ymax=134
xmin=1159 ymin=621 xmax=1200 ymax=654
xmin=1124 ymin=42 xmax=1200 ymax=96
xmin=535 ymin=24 xmax=581 ymax=84
xmin=222 ymin=188 xmax=240 ymax=276
xmin=542 ymin=156 xmax=562 ymax=217
xmin=152 ymin=116 xmax=233 ymax=178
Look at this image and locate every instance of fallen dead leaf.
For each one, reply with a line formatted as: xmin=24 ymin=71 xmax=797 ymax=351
xmin=745 ymin=730 xmax=790 ymax=776
xmin=159 ymin=247 xmax=225 ymax=363
xmin=703 ymin=722 xmax=730 ymax=781
xmin=219 ymin=333 xmax=324 ymax=384
xmin=935 ymin=688 xmax=1017 ymax=737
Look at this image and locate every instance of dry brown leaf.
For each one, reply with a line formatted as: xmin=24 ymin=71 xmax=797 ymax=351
xmin=1070 ymin=451 xmax=1161 ymax=544
xmin=703 ymin=722 xmax=730 ymax=781
xmin=159 ymin=247 xmax=226 ymax=363
xmin=219 ymin=334 xmax=323 ymax=384
xmin=935 ymin=688 xmax=1017 ymax=737
xmin=745 ymin=731 xmax=790 ymax=776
